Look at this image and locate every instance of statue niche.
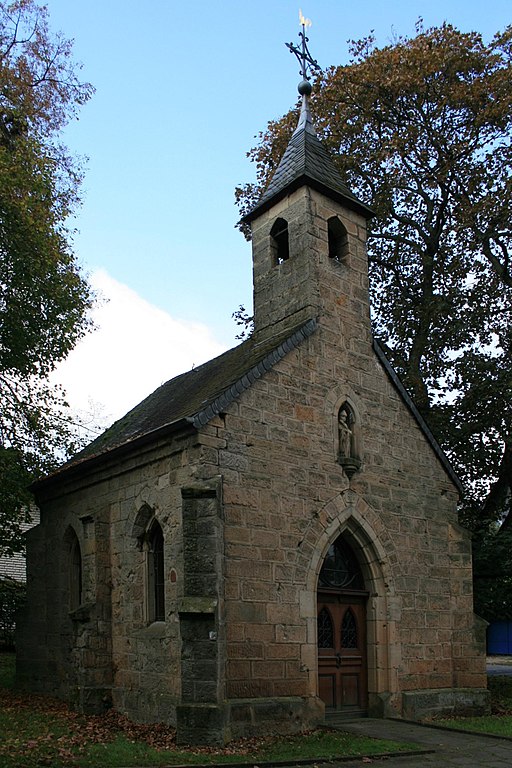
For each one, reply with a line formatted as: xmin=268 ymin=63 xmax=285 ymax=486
xmin=337 ymin=403 xmax=361 ymax=479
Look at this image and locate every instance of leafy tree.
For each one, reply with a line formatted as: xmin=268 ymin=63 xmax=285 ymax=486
xmin=0 ymin=0 xmax=94 ymax=556
xmin=0 ymin=574 xmax=26 ymax=648
xmin=236 ymin=22 xmax=512 ymax=617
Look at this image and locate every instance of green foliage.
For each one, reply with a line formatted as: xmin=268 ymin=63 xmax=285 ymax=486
xmin=435 ymin=714 xmax=512 ymax=736
xmin=473 ymin=527 xmax=512 ymax=621
xmin=488 ymin=675 xmax=512 ymax=713
xmin=0 ymin=649 xmax=15 ymax=687
xmin=0 ymin=448 xmax=32 ymax=556
xmin=231 ymin=305 xmax=253 ymax=340
xmin=0 ymin=1 xmax=94 ymax=555
xmin=0 ymin=577 xmax=26 ymax=648
xmin=237 ymin=22 xmax=512 ymax=612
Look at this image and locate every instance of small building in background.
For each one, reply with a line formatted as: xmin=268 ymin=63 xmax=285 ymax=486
xmin=0 ymin=509 xmax=39 ymax=648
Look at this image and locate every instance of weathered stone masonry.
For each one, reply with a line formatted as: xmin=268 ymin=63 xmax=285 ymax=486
xmin=17 ymin=69 xmax=488 ymax=745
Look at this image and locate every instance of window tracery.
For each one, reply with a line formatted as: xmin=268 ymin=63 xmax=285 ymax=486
xmin=317 ymin=607 xmax=334 ymax=648
xmin=341 ymin=608 xmax=358 ymax=648
xmin=318 ymin=537 xmax=365 ymax=591
xmin=133 ymin=507 xmax=166 ymax=625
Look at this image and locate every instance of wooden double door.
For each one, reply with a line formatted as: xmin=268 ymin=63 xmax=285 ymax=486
xmin=317 ymin=592 xmax=368 ymax=716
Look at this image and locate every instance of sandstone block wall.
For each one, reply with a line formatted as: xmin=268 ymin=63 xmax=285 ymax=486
xmin=206 ymin=185 xmax=487 ymax=720
xmin=17 ymin=182 xmax=487 ymax=742
xmin=18 ymin=433 xmax=207 ymax=724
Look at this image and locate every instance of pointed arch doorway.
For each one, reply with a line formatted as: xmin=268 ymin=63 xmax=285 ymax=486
xmin=317 ymin=535 xmax=368 ymax=717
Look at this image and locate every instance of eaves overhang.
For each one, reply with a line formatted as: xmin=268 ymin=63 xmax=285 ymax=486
xmin=30 ymin=417 xmax=194 ymax=495
xmin=243 ymin=173 xmax=375 ymax=224
xmin=31 ymin=318 xmax=318 ymax=494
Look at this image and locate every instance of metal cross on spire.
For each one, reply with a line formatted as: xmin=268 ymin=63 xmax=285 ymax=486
xmin=285 ymin=9 xmax=321 ymax=88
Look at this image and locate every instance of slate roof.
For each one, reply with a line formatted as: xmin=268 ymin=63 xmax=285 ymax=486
xmin=35 ymin=319 xmax=318 ymax=485
xmin=244 ymin=96 xmax=374 ymax=223
xmin=35 ymin=316 xmax=461 ymax=496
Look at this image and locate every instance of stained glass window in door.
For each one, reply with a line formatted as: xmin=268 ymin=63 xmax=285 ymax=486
xmin=317 ymin=607 xmax=334 ymax=648
xmin=341 ymin=608 xmax=358 ymax=648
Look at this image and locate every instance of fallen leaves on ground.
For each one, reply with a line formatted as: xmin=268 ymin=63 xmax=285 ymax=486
xmin=0 ymin=684 xmax=283 ymax=766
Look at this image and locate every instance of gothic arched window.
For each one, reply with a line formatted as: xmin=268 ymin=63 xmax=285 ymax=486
xmin=317 ymin=607 xmax=334 ymax=648
xmin=328 ymin=216 xmax=349 ymax=262
xmin=147 ymin=520 xmax=165 ymax=623
xmin=69 ymin=531 xmax=82 ymax=611
xmin=270 ymin=217 xmax=290 ymax=264
xmin=341 ymin=608 xmax=358 ymax=648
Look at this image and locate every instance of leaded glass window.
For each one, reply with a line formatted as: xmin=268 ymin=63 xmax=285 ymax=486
xmin=69 ymin=533 xmax=82 ymax=611
xmin=341 ymin=608 xmax=358 ymax=648
xmin=318 ymin=537 xmax=364 ymax=590
xmin=317 ymin=607 xmax=334 ymax=648
xmin=148 ymin=521 xmax=165 ymax=622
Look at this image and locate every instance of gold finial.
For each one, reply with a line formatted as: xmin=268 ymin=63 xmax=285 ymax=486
xmin=299 ymin=9 xmax=312 ymax=29
xmin=286 ymin=11 xmax=321 ymax=86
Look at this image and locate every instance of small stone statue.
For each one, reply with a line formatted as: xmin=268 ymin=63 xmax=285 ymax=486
xmin=338 ymin=404 xmax=361 ymax=478
xmin=338 ymin=407 xmax=353 ymax=458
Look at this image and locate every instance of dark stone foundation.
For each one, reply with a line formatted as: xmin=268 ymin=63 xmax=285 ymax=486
xmin=402 ymin=687 xmax=490 ymax=720
xmin=177 ymin=696 xmax=324 ymax=745
xmin=176 ymin=704 xmax=230 ymax=746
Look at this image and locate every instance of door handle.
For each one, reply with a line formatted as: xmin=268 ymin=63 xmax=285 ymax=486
xmin=335 ymin=652 xmax=342 ymax=668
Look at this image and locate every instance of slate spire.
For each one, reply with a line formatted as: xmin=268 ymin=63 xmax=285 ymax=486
xmin=244 ymin=23 xmax=373 ymax=223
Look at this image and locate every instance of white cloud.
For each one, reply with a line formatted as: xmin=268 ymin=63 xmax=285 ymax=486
xmin=52 ymin=269 xmax=228 ymax=430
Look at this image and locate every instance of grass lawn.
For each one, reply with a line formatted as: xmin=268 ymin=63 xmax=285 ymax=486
xmin=435 ymin=676 xmax=512 ymax=737
xmin=0 ymin=653 xmax=413 ymax=768
xmin=435 ymin=714 xmax=512 ymax=736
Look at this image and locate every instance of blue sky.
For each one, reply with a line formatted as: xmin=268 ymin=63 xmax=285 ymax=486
xmin=46 ymin=0 xmax=511 ymax=425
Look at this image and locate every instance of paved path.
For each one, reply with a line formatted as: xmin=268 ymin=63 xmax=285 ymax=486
xmin=488 ymin=664 xmax=512 ymax=676
xmin=487 ymin=657 xmax=512 ymax=676
xmin=329 ymin=719 xmax=512 ymax=767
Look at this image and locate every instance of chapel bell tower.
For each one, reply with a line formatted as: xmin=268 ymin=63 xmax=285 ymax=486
xmin=243 ymin=24 xmax=374 ymax=343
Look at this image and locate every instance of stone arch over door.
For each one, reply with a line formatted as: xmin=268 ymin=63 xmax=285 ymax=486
xmin=300 ymin=491 xmax=399 ymax=718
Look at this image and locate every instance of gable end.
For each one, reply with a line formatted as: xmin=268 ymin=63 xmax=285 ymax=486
xmin=372 ymin=339 xmax=463 ymax=496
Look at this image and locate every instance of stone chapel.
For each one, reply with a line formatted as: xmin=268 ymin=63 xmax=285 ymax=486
xmin=17 ymin=44 xmax=488 ymax=745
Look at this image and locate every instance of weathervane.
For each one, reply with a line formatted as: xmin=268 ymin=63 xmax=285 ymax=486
xmin=286 ymin=9 xmax=321 ymax=94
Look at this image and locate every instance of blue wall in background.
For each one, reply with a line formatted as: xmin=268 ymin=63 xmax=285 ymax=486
xmin=488 ymin=621 xmax=512 ymax=655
